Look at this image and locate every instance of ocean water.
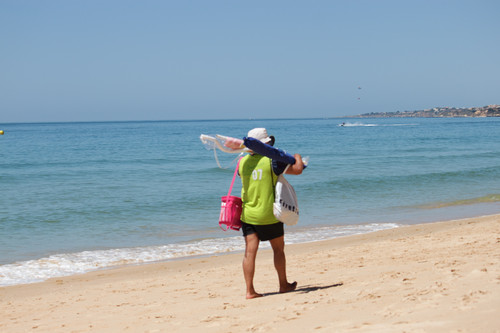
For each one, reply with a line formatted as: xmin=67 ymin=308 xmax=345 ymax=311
xmin=1 ymin=117 xmax=500 ymax=286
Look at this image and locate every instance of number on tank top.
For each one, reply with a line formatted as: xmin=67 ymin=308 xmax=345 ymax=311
xmin=252 ymin=169 xmax=263 ymax=180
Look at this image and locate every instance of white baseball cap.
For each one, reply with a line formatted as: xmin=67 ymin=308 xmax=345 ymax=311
xmin=247 ymin=128 xmax=274 ymax=144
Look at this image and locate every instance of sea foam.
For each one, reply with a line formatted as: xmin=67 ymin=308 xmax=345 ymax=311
xmin=0 ymin=223 xmax=399 ymax=286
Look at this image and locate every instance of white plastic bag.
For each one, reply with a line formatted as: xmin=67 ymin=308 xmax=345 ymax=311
xmin=273 ymin=174 xmax=299 ymax=226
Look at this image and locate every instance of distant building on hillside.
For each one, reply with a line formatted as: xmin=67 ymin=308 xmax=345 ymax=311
xmin=351 ymin=105 xmax=500 ymax=118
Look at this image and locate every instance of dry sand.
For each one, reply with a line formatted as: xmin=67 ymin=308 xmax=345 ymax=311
xmin=1 ymin=214 xmax=499 ymax=332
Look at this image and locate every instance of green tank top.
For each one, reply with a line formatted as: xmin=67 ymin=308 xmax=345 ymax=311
xmin=239 ymin=154 xmax=279 ymax=225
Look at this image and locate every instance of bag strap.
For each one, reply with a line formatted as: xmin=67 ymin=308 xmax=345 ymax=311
xmin=270 ymin=159 xmax=291 ymax=200
xmin=270 ymin=159 xmax=290 ymax=184
xmin=227 ymin=157 xmax=242 ymax=197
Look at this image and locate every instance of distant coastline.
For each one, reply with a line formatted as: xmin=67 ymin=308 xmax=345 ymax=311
xmin=351 ymin=104 xmax=500 ymax=118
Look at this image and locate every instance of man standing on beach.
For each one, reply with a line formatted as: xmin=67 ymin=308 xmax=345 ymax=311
xmin=239 ymin=128 xmax=304 ymax=299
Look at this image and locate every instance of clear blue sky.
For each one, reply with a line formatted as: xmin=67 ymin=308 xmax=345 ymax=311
xmin=1 ymin=0 xmax=499 ymax=122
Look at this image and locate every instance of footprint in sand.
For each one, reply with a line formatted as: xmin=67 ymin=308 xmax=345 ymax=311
xmin=462 ymin=290 xmax=488 ymax=304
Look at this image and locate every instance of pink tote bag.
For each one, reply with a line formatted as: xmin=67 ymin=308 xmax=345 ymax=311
xmin=219 ymin=158 xmax=243 ymax=231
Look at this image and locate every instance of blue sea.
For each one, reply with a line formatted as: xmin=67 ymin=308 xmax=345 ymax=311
xmin=1 ymin=117 xmax=500 ymax=286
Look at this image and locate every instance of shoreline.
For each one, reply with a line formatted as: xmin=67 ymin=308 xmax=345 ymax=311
xmin=4 ymin=199 xmax=499 ymax=287
xmin=1 ymin=214 xmax=499 ymax=332
xmin=0 ymin=222 xmax=400 ymax=287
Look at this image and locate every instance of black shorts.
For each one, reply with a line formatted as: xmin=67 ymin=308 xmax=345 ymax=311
xmin=241 ymin=222 xmax=284 ymax=241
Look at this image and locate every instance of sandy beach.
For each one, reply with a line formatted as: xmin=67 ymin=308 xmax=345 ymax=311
xmin=1 ymin=214 xmax=499 ymax=333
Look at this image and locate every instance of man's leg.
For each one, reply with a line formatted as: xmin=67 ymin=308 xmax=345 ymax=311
xmin=269 ymin=235 xmax=297 ymax=293
xmin=243 ymin=233 xmax=262 ymax=299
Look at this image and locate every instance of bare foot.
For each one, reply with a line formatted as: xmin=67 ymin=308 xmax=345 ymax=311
xmin=279 ymin=281 xmax=297 ymax=294
xmin=246 ymin=292 xmax=263 ymax=299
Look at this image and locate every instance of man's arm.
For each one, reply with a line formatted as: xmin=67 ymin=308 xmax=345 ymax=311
xmin=285 ymin=154 xmax=304 ymax=175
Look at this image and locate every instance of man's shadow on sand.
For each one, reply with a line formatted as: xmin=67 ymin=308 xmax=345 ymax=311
xmin=263 ymin=282 xmax=343 ymax=297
